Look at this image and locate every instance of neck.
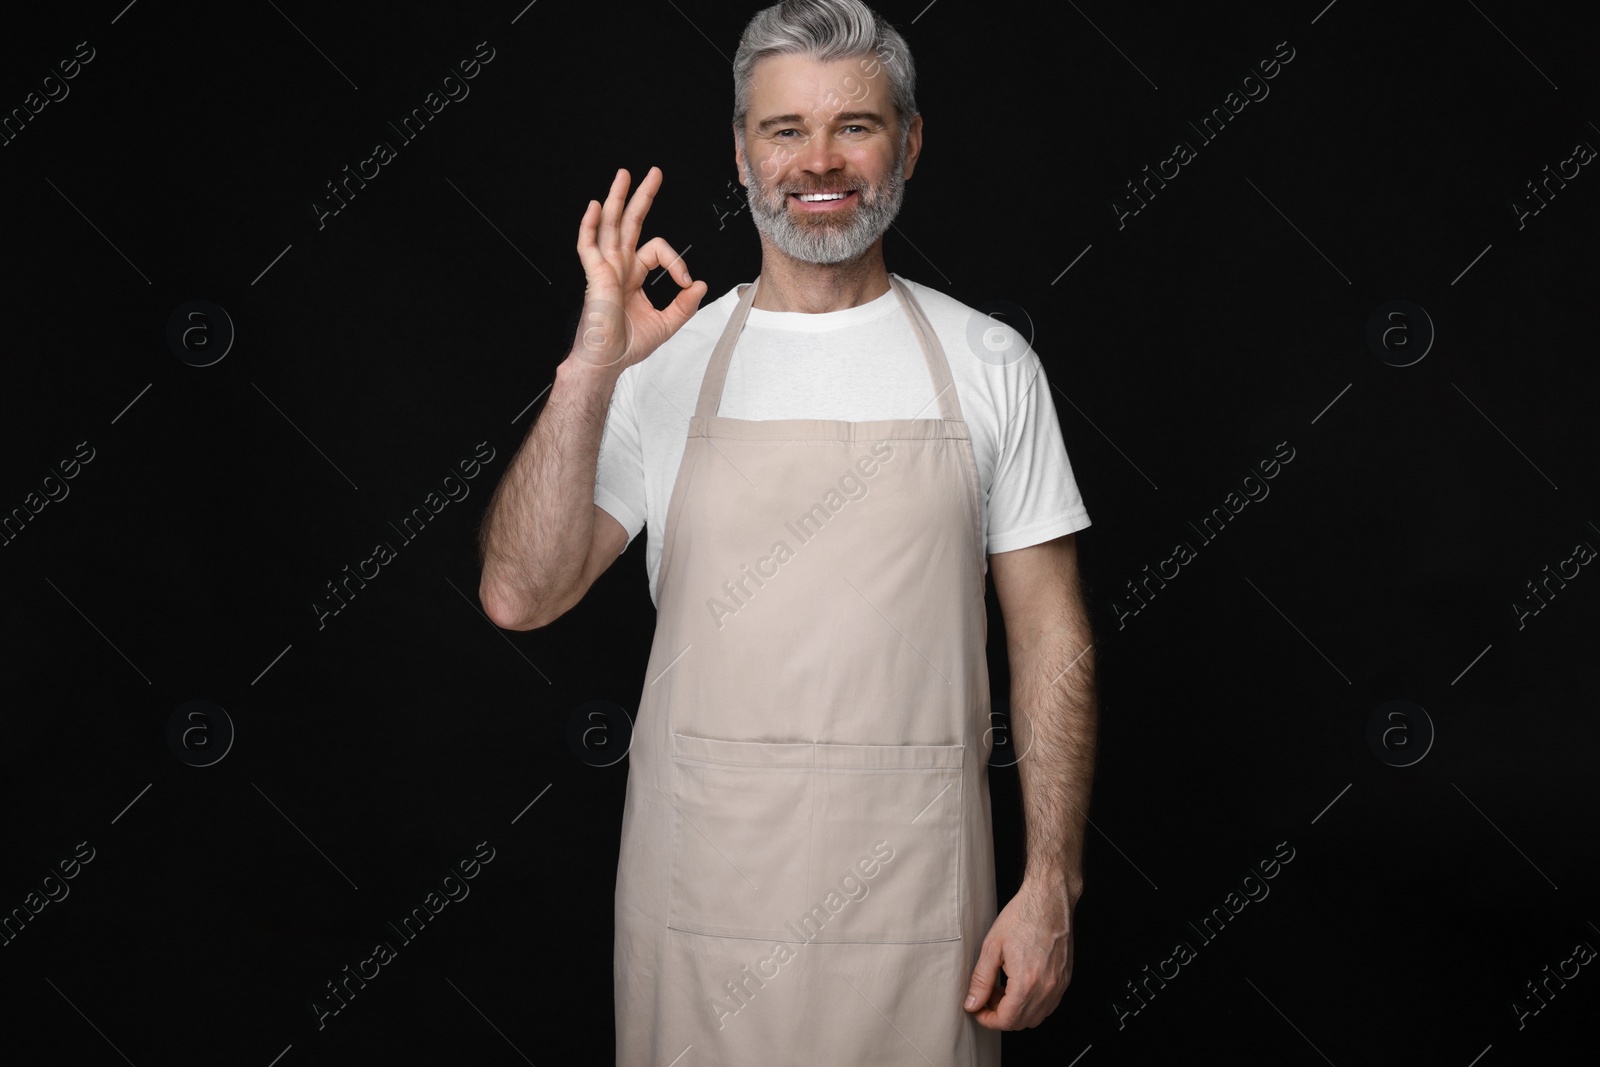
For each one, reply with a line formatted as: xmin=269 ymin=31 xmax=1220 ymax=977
xmin=750 ymin=238 xmax=891 ymax=312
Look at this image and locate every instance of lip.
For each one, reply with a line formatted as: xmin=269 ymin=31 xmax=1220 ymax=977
xmin=788 ymin=190 xmax=858 ymax=212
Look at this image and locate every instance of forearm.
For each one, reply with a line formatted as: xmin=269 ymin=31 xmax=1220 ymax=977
xmin=1009 ymin=614 xmax=1097 ymax=903
xmin=478 ymin=352 xmax=620 ymax=629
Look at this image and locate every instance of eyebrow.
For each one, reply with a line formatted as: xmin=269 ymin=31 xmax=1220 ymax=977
xmin=755 ymin=110 xmax=888 ymax=133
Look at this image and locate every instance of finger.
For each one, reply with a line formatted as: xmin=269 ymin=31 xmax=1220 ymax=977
xmin=618 ymin=166 xmax=663 ymax=260
xmin=660 ymin=279 xmax=708 ymax=335
xmin=576 ymin=199 xmax=604 ymax=272
xmin=636 ymin=238 xmax=704 ymax=328
xmin=972 ymin=988 xmax=1023 ymax=1031
xmin=598 ymin=168 xmax=631 ymax=258
xmin=964 ymin=940 xmax=1003 ymax=1013
xmin=981 ymin=972 xmax=1036 ymax=1030
xmin=637 ymin=236 xmax=693 ymax=288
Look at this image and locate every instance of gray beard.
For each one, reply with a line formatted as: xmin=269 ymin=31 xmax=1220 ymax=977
xmin=742 ymin=148 xmax=907 ymax=265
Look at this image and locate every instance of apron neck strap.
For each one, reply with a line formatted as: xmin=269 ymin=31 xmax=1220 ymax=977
xmin=692 ymin=274 xmax=963 ymax=423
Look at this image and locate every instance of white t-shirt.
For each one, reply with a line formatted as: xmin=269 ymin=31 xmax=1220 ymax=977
xmin=594 ymin=275 xmax=1092 ymax=606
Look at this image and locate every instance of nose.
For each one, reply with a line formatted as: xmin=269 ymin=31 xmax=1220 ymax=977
xmin=795 ymin=129 xmax=845 ymax=176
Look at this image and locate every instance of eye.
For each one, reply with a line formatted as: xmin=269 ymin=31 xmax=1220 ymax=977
xmin=842 ymin=125 xmax=868 ymax=134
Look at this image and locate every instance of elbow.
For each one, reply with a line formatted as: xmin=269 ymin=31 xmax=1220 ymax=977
xmin=480 ymin=578 xmax=551 ymax=631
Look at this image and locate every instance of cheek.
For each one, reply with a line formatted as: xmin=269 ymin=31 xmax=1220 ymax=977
xmin=752 ymin=153 xmax=784 ymax=185
xmin=849 ymin=149 xmax=895 ymax=183
xmin=754 ymin=164 xmax=792 ymax=202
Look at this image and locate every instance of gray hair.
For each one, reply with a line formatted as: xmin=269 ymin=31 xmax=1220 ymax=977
xmin=732 ymin=0 xmax=918 ymax=133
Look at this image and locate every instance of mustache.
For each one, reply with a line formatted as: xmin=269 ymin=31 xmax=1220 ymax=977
xmin=776 ymin=177 xmax=859 ymax=195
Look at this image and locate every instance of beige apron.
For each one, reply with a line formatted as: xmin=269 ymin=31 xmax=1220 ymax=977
xmin=614 ymin=276 xmax=1000 ymax=1066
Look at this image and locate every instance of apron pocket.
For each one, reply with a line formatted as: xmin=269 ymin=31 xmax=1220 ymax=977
xmin=667 ymin=732 xmax=963 ymax=944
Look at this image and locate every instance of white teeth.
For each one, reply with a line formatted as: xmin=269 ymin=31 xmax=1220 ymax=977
xmin=797 ymin=192 xmax=848 ymax=201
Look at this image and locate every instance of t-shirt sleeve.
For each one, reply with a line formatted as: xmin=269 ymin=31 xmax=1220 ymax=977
xmin=593 ymin=366 xmax=647 ymax=549
xmin=986 ymin=349 xmax=1092 ymax=554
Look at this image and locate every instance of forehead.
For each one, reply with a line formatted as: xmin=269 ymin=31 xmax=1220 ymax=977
xmin=746 ymin=52 xmax=894 ymax=124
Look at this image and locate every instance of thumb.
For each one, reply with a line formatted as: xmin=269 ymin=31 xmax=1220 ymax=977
xmin=965 ymin=938 xmax=1003 ymax=1011
xmin=663 ymin=279 xmax=709 ymax=333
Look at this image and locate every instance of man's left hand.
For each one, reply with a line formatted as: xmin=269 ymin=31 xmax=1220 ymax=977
xmin=963 ymin=877 xmax=1076 ymax=1029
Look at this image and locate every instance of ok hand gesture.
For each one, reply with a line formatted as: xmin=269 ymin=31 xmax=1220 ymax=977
xmin=573 ymin=167 xmax=708 ymax=371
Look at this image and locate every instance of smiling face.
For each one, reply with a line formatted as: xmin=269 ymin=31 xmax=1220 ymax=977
xmin=736 ymin=52 xmax=922 ymax=266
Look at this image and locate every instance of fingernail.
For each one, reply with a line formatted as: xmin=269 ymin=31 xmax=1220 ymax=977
xmin=965 ymin=995 xmax=978 ymax=1009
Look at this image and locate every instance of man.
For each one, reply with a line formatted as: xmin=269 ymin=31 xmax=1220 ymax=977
xmin=478 ymin=1 xmax=1096 ymax=1062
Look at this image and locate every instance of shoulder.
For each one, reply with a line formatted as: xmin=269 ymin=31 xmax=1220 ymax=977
xmin=894 ymin=275 xmax=985 ymax=322
xmin=895 ymin=275 xmax=1045 ymax=382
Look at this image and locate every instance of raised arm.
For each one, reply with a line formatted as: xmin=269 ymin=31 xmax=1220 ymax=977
xmin=478 ymin=167 xmax=706 ymax=630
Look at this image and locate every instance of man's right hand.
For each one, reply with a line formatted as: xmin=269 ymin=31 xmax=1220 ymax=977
xmin=573 ymin=166 xmax=708 ymax=372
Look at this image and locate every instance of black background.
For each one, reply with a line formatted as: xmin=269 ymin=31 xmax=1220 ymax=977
xmin=2 ymin=1 xmax=1596 ymax=1063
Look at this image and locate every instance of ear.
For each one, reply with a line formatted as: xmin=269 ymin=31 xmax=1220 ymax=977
xmin=901 ymin=114 xmax=924 ymax=181
xmin=733 ymin=125 xmax=748 ymax=187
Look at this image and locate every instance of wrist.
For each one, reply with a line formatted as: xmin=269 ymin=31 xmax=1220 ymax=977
xmin=1021 ymin=866 xmax=1085 ymax=908
xmin=556 ymin=349 xmax=625 ymax=392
